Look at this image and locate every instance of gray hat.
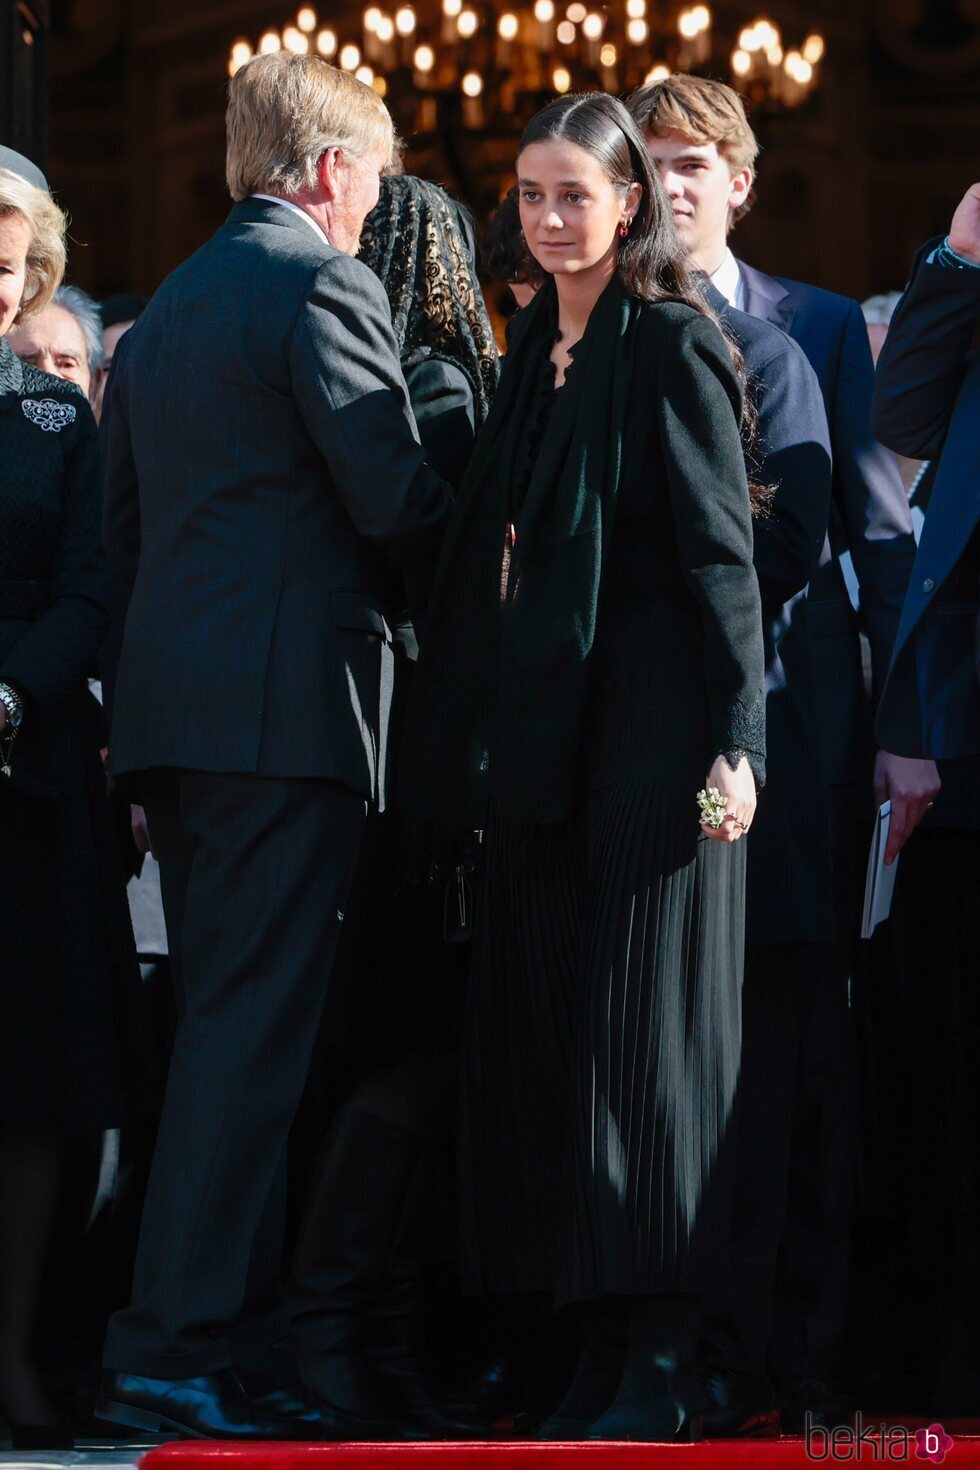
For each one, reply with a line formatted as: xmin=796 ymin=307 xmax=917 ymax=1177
xmin=0 ymin=145 xmax=49 ymax=193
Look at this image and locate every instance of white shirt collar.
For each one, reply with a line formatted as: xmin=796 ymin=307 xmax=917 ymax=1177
xmin=709 ymin=247 xmax=744 ymax=311
xmin=251 ymin=194 xmax=330 ymax=247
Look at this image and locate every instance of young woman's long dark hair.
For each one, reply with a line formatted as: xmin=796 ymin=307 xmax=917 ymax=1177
xmin=519 ymin=92 xmax=766 ymax=509
xmin=519 ymin=91 xmax=700 ymax=307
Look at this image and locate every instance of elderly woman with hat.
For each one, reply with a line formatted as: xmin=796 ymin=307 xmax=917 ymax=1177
xmin=0 ymin=149 xmax=145 ymax=1449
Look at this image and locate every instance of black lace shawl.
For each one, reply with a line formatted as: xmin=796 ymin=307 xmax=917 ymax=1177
xmin=358 ymin=175 xmax=499 ymax=430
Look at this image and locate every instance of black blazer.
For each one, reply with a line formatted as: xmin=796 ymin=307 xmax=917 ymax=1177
xmin=587 ymin=304 xmax=765 ymax=791
xmin=390 ymin=354 xmax=478 ymax=666
xmin=737 ymin=260 xmax=917 ymax=782
xmin=104 ymin=198 xmax=450 ymax=801
xmin=706 ymin=288 xmax=835 ymax=944
xmin=873 ymin=239 xmax=980 ymax=761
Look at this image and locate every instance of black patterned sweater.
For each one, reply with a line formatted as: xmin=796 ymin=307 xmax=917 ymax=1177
xmin=0 ymin=334 xmax=111 ymax=715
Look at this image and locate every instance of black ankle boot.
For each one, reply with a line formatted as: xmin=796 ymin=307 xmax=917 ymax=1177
xmin=368 ymin=1202 xmax=485 ymax=1443
xmin=538 ymin=1302 xmax=627 ymax=1440
xmin=289 ymin=1105 xmax=483 ymax=1441
xmin=289 ymin=1105 xmax=418 ymax=1438
xmin=587 ymin=1293 xmax=704 ymax=1443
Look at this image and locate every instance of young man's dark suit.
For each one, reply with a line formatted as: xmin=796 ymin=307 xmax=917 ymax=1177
xmin=698 ymin=287 xmax=839 ymax=1429
xmin=734 ymin=260 xmax=916 ymax=1409
xmin=867 ymin=245 xmax=980 ymax=1405
xmin=736 ymin=263 xmax=917 ymax=781
xmin=100 ymin=199 xmax=450 ymax=1411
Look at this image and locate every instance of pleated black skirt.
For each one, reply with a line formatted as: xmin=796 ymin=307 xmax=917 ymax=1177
xmin=457 ymin=702 xmax=745 ymax=1305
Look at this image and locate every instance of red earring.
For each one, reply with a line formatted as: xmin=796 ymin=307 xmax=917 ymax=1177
xmin=618 ymin=220 xmax=630 ymax=238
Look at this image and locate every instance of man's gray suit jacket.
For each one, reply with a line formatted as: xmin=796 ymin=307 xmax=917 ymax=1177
xmin=103 ymin=197 xmax=450 ymax=802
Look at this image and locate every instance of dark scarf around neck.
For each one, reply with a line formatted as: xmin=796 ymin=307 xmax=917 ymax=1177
xmin=399 ymin=273 xmax=641 ymax=829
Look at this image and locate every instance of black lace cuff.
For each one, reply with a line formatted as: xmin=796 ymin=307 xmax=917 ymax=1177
xmin=716 ymin=693 xmax=766 ymax=790
xmin=721 ymin=749 xmax=746 ymax=772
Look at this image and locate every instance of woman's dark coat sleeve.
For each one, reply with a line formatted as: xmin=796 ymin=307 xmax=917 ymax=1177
xmin=0 ymin=402 xmax=111 ymax=711
xmin=403 ymin=356 xmax=476 ymax=493
xmin=656 ymin=313 xmax=766 ymax=780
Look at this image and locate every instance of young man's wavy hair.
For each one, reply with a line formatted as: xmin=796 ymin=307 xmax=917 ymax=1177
xmin=627 ymin=73 xmax=760 ymax=227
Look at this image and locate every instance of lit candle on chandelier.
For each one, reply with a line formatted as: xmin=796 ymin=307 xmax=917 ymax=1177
xmin=464 ymin=69 xmax=487 ymax=126
xmin=461 ymin=69 xmax=484 ymax=126
xmin=581 ymin=10 xmax=603 ymax=62
xmin=441 ymin=0 xmax=462 ymax=44
xmin=413 ymin=40 xmax=435 ymax=86
xmin=677 ymin=4 xmax=711 ymax=63
xmin=534 ymin=0 xmax=555 ymax=49
xmin=394 ymin=5 xmax=416 ymax=62
xmin=363 ymin=7 xmax=382 ymax=62
xmin=374 ymin=13 xmax=396 ymax=65
xmin=496 ymin=10 xmax=518 ymax=65
xmin=228 ymin=38 xmax=252 ymax=75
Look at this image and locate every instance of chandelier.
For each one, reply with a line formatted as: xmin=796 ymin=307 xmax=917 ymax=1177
xmin=227 ymin=6 xmax=825 ymax=131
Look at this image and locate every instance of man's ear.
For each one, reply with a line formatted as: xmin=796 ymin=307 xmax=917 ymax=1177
xmin=317 ymin=147 xmax=341 ymax=201
xmin=728 ymin=165 xmax=752 ymax=213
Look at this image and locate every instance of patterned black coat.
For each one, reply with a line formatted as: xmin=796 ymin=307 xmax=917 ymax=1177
xmin=0 ymin=336 xmax=146 ymax=1134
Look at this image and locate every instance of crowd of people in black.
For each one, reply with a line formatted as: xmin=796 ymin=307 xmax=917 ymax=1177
xmin=0 ymin=52 xmax=977 ymax=1451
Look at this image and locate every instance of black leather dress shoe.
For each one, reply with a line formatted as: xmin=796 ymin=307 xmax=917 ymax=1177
xmin=96 ymin=1368 xmax=305 ymax=1440
xmin=700 ymin=1366 xmax=781 ymax=1438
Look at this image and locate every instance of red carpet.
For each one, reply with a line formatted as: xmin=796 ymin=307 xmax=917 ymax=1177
xmin=143 ymin=1430 xmax=980 ymax=1468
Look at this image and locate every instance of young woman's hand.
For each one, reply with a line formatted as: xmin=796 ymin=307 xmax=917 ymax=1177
xmin=700 ymin=754 xmax=756 ymax=842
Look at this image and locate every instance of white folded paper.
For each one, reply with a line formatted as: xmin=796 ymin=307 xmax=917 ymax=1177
xmin=861 ymin=800 xmax=900 ymax=939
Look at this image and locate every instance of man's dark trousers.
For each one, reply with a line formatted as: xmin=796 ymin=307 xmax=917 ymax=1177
xmin=729 ymin=261 xmax=911 ymax=1393
xmin=102 ymin=769 xmax=366 ymax=1379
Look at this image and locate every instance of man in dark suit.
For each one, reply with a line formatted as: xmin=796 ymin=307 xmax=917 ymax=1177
xmin=630 ymin=73 xmax=939 ymax=1431
xmin=873 ymin=183 xmax=980 ymax=762
xmin=856 ymin=190 xmax=980 ymax=1409
xmin=96 ymin=54 xmax=450 ymax=1442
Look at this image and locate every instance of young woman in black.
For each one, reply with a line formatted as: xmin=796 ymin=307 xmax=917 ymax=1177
xmin=401 ymin=93 xmax=766 ymax=1442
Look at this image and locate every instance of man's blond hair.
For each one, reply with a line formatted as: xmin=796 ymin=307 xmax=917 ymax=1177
xmin=225 ymin=52 xmax=395 ymax=202
xmin=627 ymin=73 xmax=759 ymax=224
xmin=0 ymin=168 xmax=67 ymax=323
